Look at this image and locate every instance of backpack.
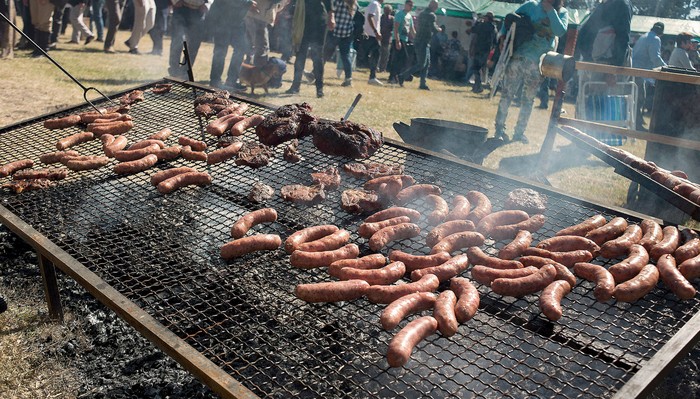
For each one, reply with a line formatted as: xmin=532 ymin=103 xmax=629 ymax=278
xmin=504 ymin=13 xmax=535 ymax=52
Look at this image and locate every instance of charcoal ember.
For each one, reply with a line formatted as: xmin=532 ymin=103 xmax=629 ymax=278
xmin=248 ymin=182 xmax=275 ymax=203
xmin=235 ymin=142 xmax=274 ymax=168
xmin=2 ymin=178 xmax=55 ymax=193
xmin=311 ymin=166 xmax=341 ymax=190
xmin=283 ymin=139 xmax=303 ymax=163
xmin=342 ymin=162 xmax=404 ymax=179
xmin=217 ymin=136 xmax=242 ymax=148
xmin=504 ymin=188 xmax=547 ymax=214
xmin=341 ymin=189 xmax=383 ymax=213
xmin=12 ymin=167 xmax=69 ymax=181
xmin=255 ymin=103 xmax=315 ymax=146
xmin=310 ymin=120 xmax=383 ymax=159
xmin=281 ymin=184 xmax=326 ymax=205
xmin=119 ymin=90 xmax=145 ymax=105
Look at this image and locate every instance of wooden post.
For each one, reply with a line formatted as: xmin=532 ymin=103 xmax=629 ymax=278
xmin=38 ymin=253 xmax=64 ymax=322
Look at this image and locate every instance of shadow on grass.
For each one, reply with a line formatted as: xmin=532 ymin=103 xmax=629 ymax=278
xmin=498 ymin=143 xmax=608 ymax=177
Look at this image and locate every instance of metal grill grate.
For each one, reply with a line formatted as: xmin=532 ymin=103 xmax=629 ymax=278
xmin=1 ymin=80 xmax=698 ymax=398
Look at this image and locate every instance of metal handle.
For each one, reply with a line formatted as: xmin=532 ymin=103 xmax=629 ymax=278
xmin=342 ymin=94 xmax=362 ymax=121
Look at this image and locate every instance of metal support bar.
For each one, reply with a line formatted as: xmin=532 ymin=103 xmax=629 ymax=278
xmin=38 ymin=253 xmax=63 ymax=322
xmin=576 ymin=61 xmax=700 ymax=85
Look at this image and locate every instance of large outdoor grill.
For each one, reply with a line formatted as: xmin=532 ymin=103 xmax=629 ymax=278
xmin=1 ymin=79 xmax=699 ymax=398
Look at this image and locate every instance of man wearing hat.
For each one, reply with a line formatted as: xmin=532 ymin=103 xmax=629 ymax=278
xmin=631 ymin=22 xmax=666 ymax=130
xmin=669 ymin=32 xmax=696 ymax=70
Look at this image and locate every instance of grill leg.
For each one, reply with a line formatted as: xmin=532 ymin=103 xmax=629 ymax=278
xmin=38 ymin=254 xmax=63 ymax=322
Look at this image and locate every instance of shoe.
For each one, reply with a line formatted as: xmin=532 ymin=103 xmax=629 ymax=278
xmin=513 ymin=134 xmax=529 ymax=144
xmin=84 ymin=34 xmax=95 ymax=45
xmin=285 ymin=86 xmax=300 ymax=94
xmin=404 ymin=75 xmax=413 ymax=82
xmin=224 ymin=82 xmax=247 ymax=92
xmin=495 ymin=132 xmax=510 ymax=143
xmin=104 ymin=46 xmax=115 ymax=53
xmin=472 ymin=87 xmax=483 ymax=94
xmin=68 ymin=40 xmax=79 ymax=44
xmin=341 ymin=79 xmax=352 ymax=87
xmin=96 ymin=38 xmax=104 ymax=42
xmin=317 ymin=90 xmax=324 ymax=98
xmin=419 ymin=85 xmax=430 ymax=90
xmin=368 ymin=78 xmax=384 ymax=86
xmin=129 ymin=48 xmax=141 ymax=54
xmin=537 ymin=103 xmax=548 ymax=109
xmin=150 ymin=50 xmax=162 ymax=56
xmin=47 ymin=42 xmax=57 ymax=50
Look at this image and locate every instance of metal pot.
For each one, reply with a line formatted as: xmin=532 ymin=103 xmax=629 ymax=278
xmin=539 ymin=51 xmax=575 ymax=82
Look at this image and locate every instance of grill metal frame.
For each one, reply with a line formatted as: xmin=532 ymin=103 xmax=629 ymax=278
xmin=0 ymin=79 xmax=699 ymax=399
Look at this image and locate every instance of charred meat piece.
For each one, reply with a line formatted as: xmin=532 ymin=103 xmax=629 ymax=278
xmin=194 ymin=90 xmax=231 ymax=105
xmin=504 ymin=188 xmax=548 ymax=214
xmin=341 ymin=189 xmax=383 ymax=213
xmin=194 ymin=90 xmax=235 ymax=117
xmin=342 ymin=162 xmax=404 ymax=179
xmin=217 ymin=136 xmax=242 ymax=148
xmin=119 ymin=90 xmax=145 ymax=105
xmin=281 ymin=184 xmax=326 ymax=205
xmin=235 ymin=142 xmax=275 ymax=168
xmin=2 ymin=178 xmax=55 ymax=193
xmin=255 ymin=103 xmax=316 ymax=146
xmin=248 ymin=182 xmax=275 ymax=203
xmin=311 ymin=166 xmax=341 ymax=190
xmin=12 ymin=168 xmax=69 ymax=181
xmin=152 ymin=83 xmax=173 ymax=94
xmin=283 ymin=139 xmax=303 ymax=163
xmin=195 ymin=104 xmax=214 ymax=117
xmin=310 ymin=120 xmax=383 ymax=159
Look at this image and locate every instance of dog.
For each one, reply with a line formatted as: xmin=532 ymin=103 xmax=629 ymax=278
xmin=238 ymin=57 xmax=287 ymax=95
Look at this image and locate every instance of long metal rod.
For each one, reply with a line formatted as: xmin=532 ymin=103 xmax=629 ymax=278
xmin=38 ymin=253 xmax=64 ymax=322
xmin=0 ymin=205 xmax=259 ymax=399
xmin=576 ymin=61 xmax=700 ymax=85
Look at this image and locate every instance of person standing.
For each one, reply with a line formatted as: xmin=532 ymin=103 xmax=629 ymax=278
xmin=402 ymin=0 xmax=441 ymax=90
xmin=378 ymin=3 xmax=392 ymax=72
xmin=466 ymin=11 xmax=495 ymax=93
xmin=363 ymin=0 xmax=383 ymax=85
xmin=388 ymin=0 xmax=414 ymax=86
xmin=286 ymin=0 xmax=332 ymax=97
xmin=148 ymin=0 xmax=170 ymax=55
xmin=68 ymin=0 xmax=94 ymax=44
xmin=493 ymin=0 xmax=568 ymax=143
xmin=0 ymin=0 xmax=16 ymax=59
xmin=168 ymin=0 xmax=208 ymax=77
xmin=668 ymin=32 xmax=695 ymax=70
xmin=208 ymin=0 xmax=256 ymax=90
xmin=329 ymin=0 xmax=358 ymax=87
xmin=631 ymin=22 xmax=665 ymax=130
xmin=90 ymin=0 xmax=105 ymax=42
xmin=125 ymin=0 xmax=155 ymax=54
xmin=103 ymin=0 xmax=122 ymax=53
xmin=578 ymin=0 xmax=632 ymax=68
xmin=246 ymin=0 xmax=283 ymax=66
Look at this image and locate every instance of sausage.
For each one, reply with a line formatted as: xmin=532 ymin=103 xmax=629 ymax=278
xmin=394 ymin=184 xmax=442 ymax=205
xmin=555 ymin=215 xmax=607 ymax=237
xmin=410 ymin=254 xmax=470 ymax=282
xmin=294 ymin=280 xmax=370 ymax=303
xmin=449 ymin=277 xmax=480 ymax=323
xmin=220 ymin=234 xmax=281 ymax=259
xmin=537 ymin=235 xmax=600 ymax=254
xmin=426 ymin=220 xmax=475 ymax=248
xmin=386 ymin=316 xmax=438 ymax=368
xmin=599 ymin=225 xmax=643 ymax=259
xmin=381 ymin=292 xmax=437 ymax=330
xmin=471 ymin=265 xmax=539 ymax=286
xmin=509 ymin=255 xmax=575 ymax=286
xmin=39 ymin=150 xmax=80 ymax=165
xmin=150 ymin=167 xmax=196 ymax=186
xmin=639 ymin=219 xmax=663 ymax=251
xmin=679 ymin=254 xmax=700 ymax=280
xmin=433 ymin=291 xmax=459 ymax=337
xmin=336 ymin=261 xmax=406 ymax=285
xmin=65 ymin=156 xmax=110 ymax=171
xmin=113 ymin=154 xmax=158 ymax=175
xmin=364 ymin=175 xmax=415 ymax=191
xmin=425 ymin=194 xmax=449 ymax=226
xmin=44 ymin=114 xmax=81 ymax=129
xmin=657 ymin=254 xmax=696 ymax=300
xmin=585 ymin=217 xmax=628 ymax=245
xmin=366 ymin=274 xmax=440 ymax=304
xmin=490 ymin=215 xmax=546 ymax=241
xmin=430 ymin=231 xmax=485 ymax=254
xmin=388 ymin=250 xmax=451 ymax=273
xmin=178 ymin=136 xmax=208 ymax=151
xmin=230 ymin=208 xmax=278 ymax=239
xmin=491 ymin=264 xmax=557 ymax=297
xmin=231 ymin=115 xmax=265 ymax=136
xmin=369 ymin=223 xmax=421 ymax=252
xmin=127 ymin=139 xmax=165 ymax=151
xmin=328 ymin=254 xmax=387 ymax=278
xmin=465 ymin=191 xmax=492 ymax=223
xmin=466 ymin=246 xmax=523 ymax=270
xmin=445 ymin=195 xmax=470 ymax=221
xmin=365 ymin=207 xmax=421 ymax=223
xmin=539 ymin=280 xmax=571 ymax=321
xmin=148 ymin=128 xmax=173 ymax=141
xmin=206 ymin=114 xmax=245 ymax=136
xmin=520 ymin=247 xmax=594 ymax=267
xmin=573 ymin=262 xmax=615 ymax=302
xmin=207 ymin=141 xmax=244 ymax=164
xmin=290 ymin=244 xmax=360 ymax=269
xmin=676 ymin=238 xmax=700 ymax=265
xmin=114 ymin=144 xmax=161 ymax=162
xmin=613 ymin=264 xmax=659 ymax=302
xmin=0 ymin=159 xmax=34 ymax=177
xmin=87 ymin=120 xmax=134 ymax=137
xmin=359 ymin=216 xmax=412 ymax=239
xmin=217 ymin=103 xmax=248 ymax=118
xmin=157 ymin=171 xmax=212 ymax=194
xmin=56 ymin=132 xmax=95 ymax=150
xmin=90 ymin=114 xmax=132 ymax=124
xmin=79 ymin=112 xmax=123 ymax=123
xmin=476 ymin=210 xmax=530 ymax=237
xmin=673 ymin=182 xmax=697 ymax=197
xmin=181 ymin=145 xmax=208 ymax=162
xmin=297 ymin=229 xmax=351 ymax=252
xmin=285 ymin=225 xmax=339 ymax=254
xmin=649 ymin=226 xmax=680 ymax=261
xmin=12 ymin=167 xmax=68 ymax=181
xmin=104 ymin=135 xmax=129 ymax=158
xmin=498 ymin=230 xmax=533 ymax=260
xmin=608 ymin=244 xmax=650 ymax=283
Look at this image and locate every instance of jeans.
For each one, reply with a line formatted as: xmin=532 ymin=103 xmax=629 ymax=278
xmin=389 ymin=40 xmax=409 ymax=84
xmin=334 ymin=35 xmax=353 ymax=80
xmin=495 ymin=56 xmax=542 ymax=137
xmin=404 ymin=41 xmax=430 ymax=86
xmin=103 ymin=0 xmax=121 ymax=49
xmin=291 ymin=36 xmax=324 ymax=90
xmin=466 ymin=52 xmax=488 ymax=89
xmin=379 ymin=41 xmax=390 ymax=71
xmin=210 ymin=23 xmax=248 ymax=86
xmin=168 ymin=7 xmax=205 ymax=76
xmin=148 ymin=4 xmax=168 ymax=54
xmin=248 ymin=18 xmax=269 ymax=67
xmin=90 ymin=0 xmax=105 ymax=40
xmin=363 ymin=35 xmax=380 ymax=79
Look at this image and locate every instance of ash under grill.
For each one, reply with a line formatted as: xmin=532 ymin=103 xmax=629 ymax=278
xmin=1 ymin=80 xmax=698 ymax=398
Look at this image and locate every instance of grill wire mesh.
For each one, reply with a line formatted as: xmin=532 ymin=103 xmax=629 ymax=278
xmin=1 ymin=80 xmax=699 ymax=398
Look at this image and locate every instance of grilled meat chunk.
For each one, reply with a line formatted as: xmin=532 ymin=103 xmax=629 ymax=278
xmin=194 ymin=90 xmax=235 ymax=117
xmin=281 ymin=184 xmax=326 ymax=205
xmin=12 ymin=168 xmax=69 ymax=181
xmin=342 ymin=162 xmax=404 ymax=179
xmin=119 ymin=90 xmax=145 ymax=105
xmin=504 ymin=188 xmax=548 ymax=214
xmin=3 ymin=178 xmax=55 ymax=193
xmin=248 ymin=182 xmax=275 ymax=203
xmin=283 ymin=139 xmax=303 ymax=163
xmin=235 ymin=142 xmax=275 ymax=168
xmin=255 ymin=103 xmax=315 ymax=146
xmin=310 ymin=120 xmax=383 ymax=159
xmin=311 ymin=166 xmax=341 ymax=190
xmin=341 ymin=189 xmax=383 ymax=213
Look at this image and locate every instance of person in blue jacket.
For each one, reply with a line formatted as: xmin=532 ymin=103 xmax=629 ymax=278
xmin=494 ymin=0 xmax=568 ymax=144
